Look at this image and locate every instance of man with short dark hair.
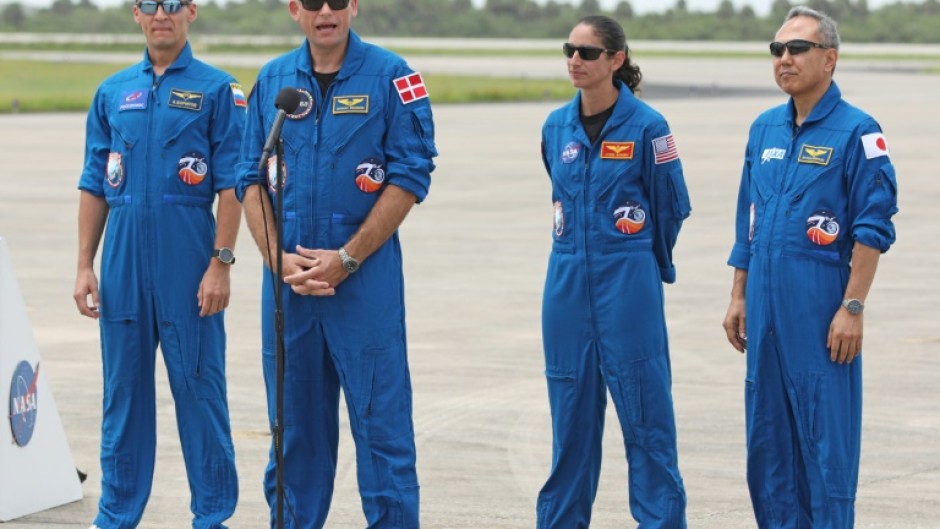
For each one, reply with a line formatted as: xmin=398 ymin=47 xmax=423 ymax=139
xmin=236 ymin=0 xmax=437 ymax=527
xmin=722 ymin=6 xmax=898 ymax=527
xmin=74 ymin=0 xmax=245 ymax=527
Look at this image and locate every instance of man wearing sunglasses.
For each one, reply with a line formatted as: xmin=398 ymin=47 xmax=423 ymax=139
xmin=235 ymin=0 xmax=436 ymax=527
xmin=723 ymin=6 xmax=898 ymax=528
xmin=74 ymin=0 xmax=246 ymax=528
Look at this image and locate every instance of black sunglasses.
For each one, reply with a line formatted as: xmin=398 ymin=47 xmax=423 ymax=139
xmin=563 ymin=43 xmax=618 ymax=61
xmin=136 ymin=0 xmax=189 ymax=14
xmin=299 ymin=0 xmax=350 ymax=11
xmin=769 ymin=39 xmax=830 ymax=58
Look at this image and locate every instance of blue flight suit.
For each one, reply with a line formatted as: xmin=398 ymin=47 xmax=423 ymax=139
xmin=235 ymin=31 xmax=436 ymax=529
xmin=78 ymin=43 xmax=245 ymax=529
xmin=728 ymin=82 xmax=898 ymax=528
xmin=537 ymin=83 xmax=691 ymax=529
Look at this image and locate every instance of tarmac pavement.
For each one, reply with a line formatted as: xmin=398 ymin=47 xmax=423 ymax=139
xmin=0 ymin=56 xmax=938 ymax=528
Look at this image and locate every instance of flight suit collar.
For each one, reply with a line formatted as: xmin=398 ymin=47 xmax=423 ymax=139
xmin=786 ymin=80 xmax=842 ymax=128
xmin=141 ymin=40 xmax=193 ymax=75
xmin=294 ymin=30 xmax=366 ymax=80
xmin=563 ymin=81 xmax=639 ymax=145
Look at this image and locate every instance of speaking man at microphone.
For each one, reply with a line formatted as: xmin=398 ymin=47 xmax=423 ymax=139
xmin=73 ymin=0 xmax=246 ymax=528
xmin=235 ymin=0 xmax=437 ymax=527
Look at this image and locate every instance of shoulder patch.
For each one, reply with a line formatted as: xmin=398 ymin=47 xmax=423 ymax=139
xmin=230 ymin=83 xmax=247 ymax=108
xmin=652 ymin=134 xmax=679 ymax=164
xmin=394 ymin=73 xmax=429 ymax=105
xmin=861 ymin=132 xmax=890 ymax=160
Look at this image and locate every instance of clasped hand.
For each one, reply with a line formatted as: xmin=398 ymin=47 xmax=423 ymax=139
xmin=282 ymin=245 xmax=346 ymax=296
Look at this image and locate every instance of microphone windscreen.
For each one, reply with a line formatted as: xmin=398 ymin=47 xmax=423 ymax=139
xmin=274 ymin=88 xmax=303 ymax=114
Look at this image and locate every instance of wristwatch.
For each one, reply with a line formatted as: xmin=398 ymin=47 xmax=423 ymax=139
xmin=842 ymin=298 xmax=864 ymax=315
xmin=338 ymin=246 xmax=360 ymax=274
xmin=212 ymin=247 xmax=236 ymax=265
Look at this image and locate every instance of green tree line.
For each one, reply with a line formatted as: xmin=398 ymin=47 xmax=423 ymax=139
xmin=2 ymin=0 xmax=940 ymax=42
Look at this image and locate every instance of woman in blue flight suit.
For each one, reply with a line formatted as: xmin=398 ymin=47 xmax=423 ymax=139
xmin=537 ymin=15 xmax=691 ymax=529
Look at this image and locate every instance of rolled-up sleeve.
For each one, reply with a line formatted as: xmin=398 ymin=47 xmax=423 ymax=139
xmin=383 ymin=69 xmax=437 ymax=203
xmin=727 ymin=142 xmax=754 ymax=270
xmin=848 ymin=124 xmax=898 ymax=253
xmin=78 ymin=87 xmax=110 ymax=196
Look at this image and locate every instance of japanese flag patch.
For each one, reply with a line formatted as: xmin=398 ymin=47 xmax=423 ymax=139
xmin=394 ymin=73 xmax=429 ymax=105
xmin=861 ymin=132 xmax=890 ymax=160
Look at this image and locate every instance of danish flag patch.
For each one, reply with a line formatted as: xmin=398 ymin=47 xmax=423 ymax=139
xmin=394 ymin=73 xmax=429 ymax=105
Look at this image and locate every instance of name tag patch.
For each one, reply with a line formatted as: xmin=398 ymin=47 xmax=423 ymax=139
xmin=168 ymin=89 xmax=204 ymax=111
xmin=601 ymin=141 xmax=635 ymax=160
xmin=798 ymin=144 xmax=833 ymax=166
xmin=333 ymin=95 xmax=369 ymax=114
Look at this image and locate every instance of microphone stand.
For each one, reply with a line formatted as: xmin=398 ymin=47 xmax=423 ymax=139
xmin=272 ymin=139 xmax=287 ymax=529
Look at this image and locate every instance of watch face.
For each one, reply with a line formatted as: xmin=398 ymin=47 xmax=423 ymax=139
xmin=343 ymin=260 xmax=359 ymax=273
xmin=845 ymin=299 xmax=863 ymax=314
xmin=217 ymin=248 xmax=235 ymax=264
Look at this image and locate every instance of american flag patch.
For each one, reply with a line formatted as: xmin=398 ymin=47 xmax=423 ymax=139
xmin=394 ymin=73 xmax=429 ymax=104
xmin=652 ymin=134 xmax=679 ymax=165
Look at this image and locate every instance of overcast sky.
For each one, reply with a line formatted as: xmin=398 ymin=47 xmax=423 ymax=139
xmin=531 ymin=0 xmax=913 ymax=16
xmin=5 ymin=0 xmax=923 ymax=15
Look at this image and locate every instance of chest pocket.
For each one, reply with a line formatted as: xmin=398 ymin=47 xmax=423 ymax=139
xmin=596 ymin=162 xmax=651 ymax=252
xmin=161 ymin=110 xmax=215 ymax=202
xmin=549 ymin=157 xmax=582 ymax=254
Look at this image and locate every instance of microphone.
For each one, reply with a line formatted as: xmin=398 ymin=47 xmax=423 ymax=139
xmin=258 ymin=87 xmax=303 ymax=175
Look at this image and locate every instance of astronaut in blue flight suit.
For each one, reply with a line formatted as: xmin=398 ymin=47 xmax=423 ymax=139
xmin=235 ymin=0 xmax=436 ymax=527
xmin=537 ymin=16 xmax=691 ymax=529
xmin=722 ymin=7 xmax=898 ymax=528
xmin=73 ymin=1 xmax=245 ymax=528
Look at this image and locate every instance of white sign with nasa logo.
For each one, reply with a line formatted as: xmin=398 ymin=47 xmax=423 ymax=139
xmin=0 ymin=237 xmax=82 ymax=521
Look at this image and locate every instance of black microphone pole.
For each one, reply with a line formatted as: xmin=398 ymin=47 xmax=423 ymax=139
xmin=273 ymin=134 xmax=286 ymax=529
xmin=257 ymin=87 xmax=301 ymax=529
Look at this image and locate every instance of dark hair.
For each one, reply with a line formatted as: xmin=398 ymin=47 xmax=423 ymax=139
xmin=577 ymin=15 xmax=642 ymax=92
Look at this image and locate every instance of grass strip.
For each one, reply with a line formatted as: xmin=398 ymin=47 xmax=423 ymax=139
xmin=0 ymin=59 xmax=575 ymax=112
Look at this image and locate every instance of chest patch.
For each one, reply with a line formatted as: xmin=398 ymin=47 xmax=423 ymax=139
xmin=806 ymin=209 xmax=840 ymax=246
xmin=561 ymin=141 xmax=581 ymax=164
xmin=267 ymin=156 xmax=287 ymax=194
xmin=119 ymin=89 xmax=149 ymax=111
xmin=614 ymin=201 xmax=646 ymax=234
xmin=553 ymin=201 xmax=564 ymax=237
xmin=178 ymin=151 xmax=208 ymax=185
xmin=333 ymin=95 xmax=369 ymax=114
xmin=106 ymin=152 xmax=124 ymax=188
xmin=288 ymin=89 xmax=314 ymax=120
xmin=798 ymin=144 xmax=833 ymax=166
xmin=168 ymin=89 xmax=204 ymax=112
xmin=601 ymin=141 xmax=635 ymax=160
xmin=761 ymin=147 xmax=786 ymax=164
xmin=355 ymin=157 xmax=386 ymax=193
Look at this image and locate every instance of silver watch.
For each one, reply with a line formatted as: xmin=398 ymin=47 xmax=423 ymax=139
xmin=842 ymin=298 xmax=864 ymax=315
xmin=212 ymin=247 xmax=235 ymax=265
xmin=338 ymin=246 xmax=360 ymax=274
